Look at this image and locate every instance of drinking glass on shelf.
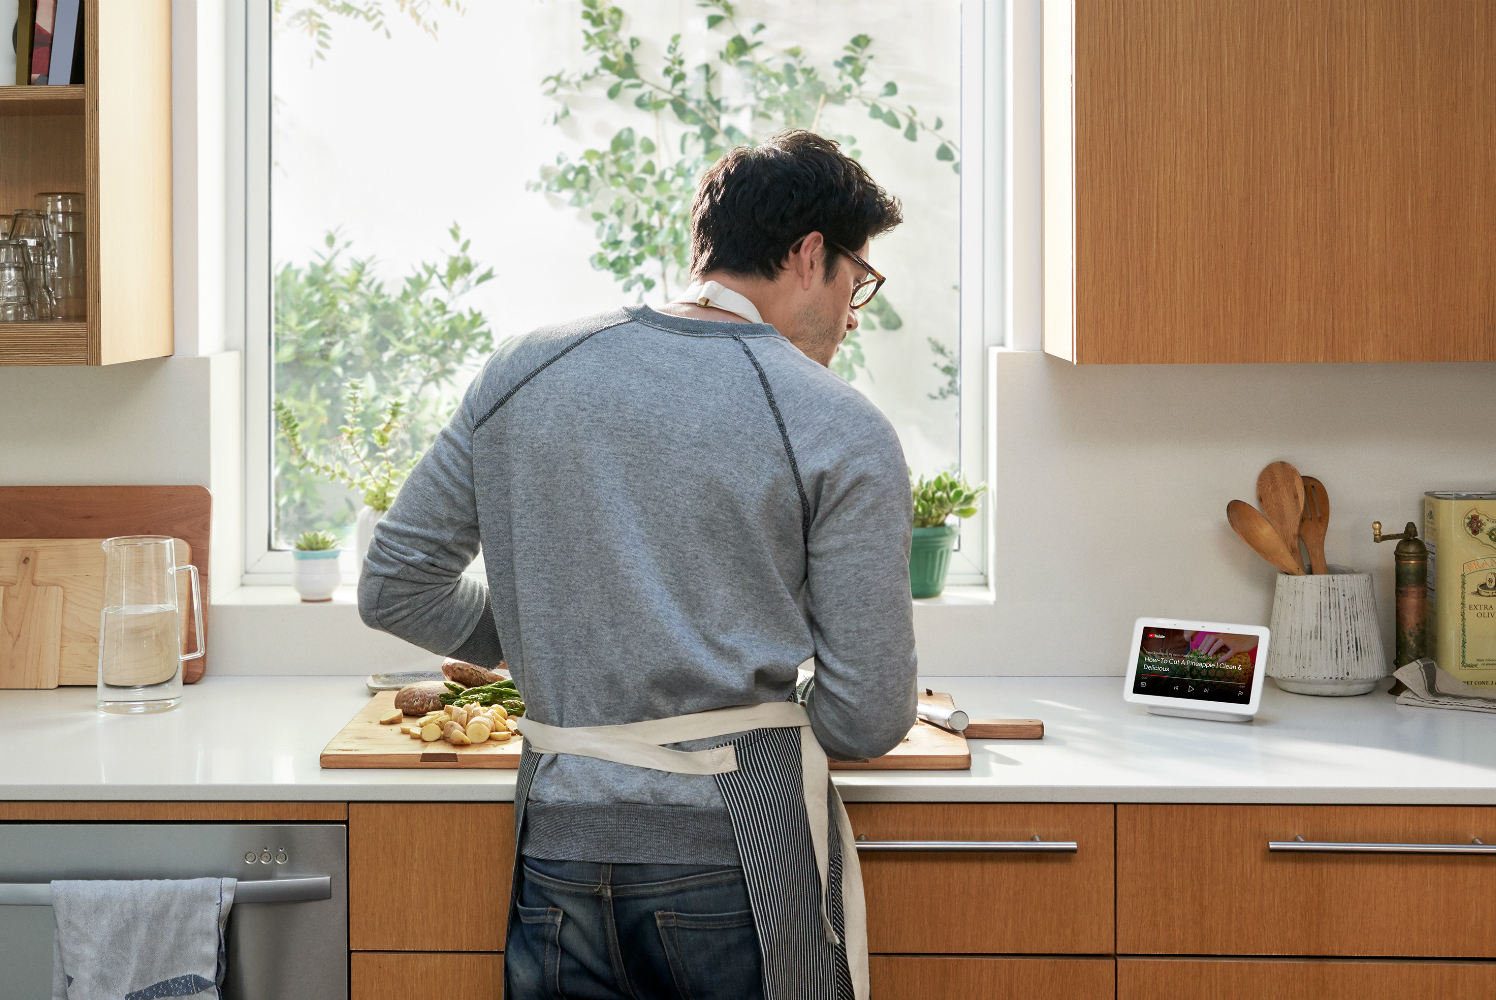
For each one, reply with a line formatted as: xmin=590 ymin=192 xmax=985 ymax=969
xmin=0 ymin=241 xmax=37 ymax=322
xmin=0 ymin=216 xmax=13 ymax=239
xmin=35 ymin=193 xmax=84 ymax=320
xmin=10 ymin=210 xmax=56 ymax=321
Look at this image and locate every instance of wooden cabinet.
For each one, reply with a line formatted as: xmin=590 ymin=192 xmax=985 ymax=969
xmin=1117 ymin=804 xmax=1496 ymax=958
xmin=848 ymin=803 xmax=1114 ymax=955
xmin=1045 ymin=0 xmax=1496 ymax=364
xmin=0 ymin=0 xmax=172 ymax=366
xmin=351 ymin=953 xmax=503 ymax=999
xmin=1118 ymin=958 xmax=1496 ymax=999
xmin=872 ymin=956 xmax=1114 ymax=1000
xmin=348 ymin=803 xmax=514 ymax=952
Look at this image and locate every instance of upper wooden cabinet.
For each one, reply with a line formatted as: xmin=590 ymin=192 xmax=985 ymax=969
xmin=1045 ymin=0 xmax=1496 ymax=364
xmin=0 ymin=0 xmax=172 ymax=366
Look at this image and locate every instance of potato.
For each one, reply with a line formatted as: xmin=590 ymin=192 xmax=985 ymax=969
xmin=378 ymin=709 xmax=403 ymax=725
xmin=394 ymin=681 xmax=449 ymax=716
xmin=491 ymin=705 xmax=508 ymax=722
xmin=504 ymin=718 xmax=520 ymax=733
xmin=488 ymin=731 xmax=512 ymax=743
xmin=467 ymin=720 xmax=491 ymax=743
xmin=409 ymin=729 xmax=423 ymax=740
xmin=420 ymin=723 xmax=442 ymax=742
xmin=442 ymin=658 xmax=506 ymax=688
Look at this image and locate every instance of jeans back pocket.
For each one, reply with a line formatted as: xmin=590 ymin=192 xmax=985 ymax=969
xmin=655 ymin=909 xmax=761 ymax=1000
xmin=508 ymin=903 xmax=564 ymax=999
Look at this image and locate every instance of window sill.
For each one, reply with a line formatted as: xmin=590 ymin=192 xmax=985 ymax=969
xmin=214 ymin=584 xmax=359 ymax=606
xmin=914 ymin=584 xmax=995 ymax=607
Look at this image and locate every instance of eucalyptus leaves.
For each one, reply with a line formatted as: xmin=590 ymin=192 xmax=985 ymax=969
xmin=911 ymin=471 xmax=986 ymax=529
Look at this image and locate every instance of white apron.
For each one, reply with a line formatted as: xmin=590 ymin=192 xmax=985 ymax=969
xmin=508 ymin=702 xmax=869 ymax=1000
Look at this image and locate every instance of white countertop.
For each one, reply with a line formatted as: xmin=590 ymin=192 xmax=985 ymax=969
xmin=3 ymin=675 xmax=1494 ymax=804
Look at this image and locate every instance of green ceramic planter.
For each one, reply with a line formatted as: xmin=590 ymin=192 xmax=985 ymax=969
xmin=910 ymin=524 xmax=959 ymax=598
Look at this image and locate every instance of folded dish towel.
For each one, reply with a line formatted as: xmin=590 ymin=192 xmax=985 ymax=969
xmin=51 ymin=878 xmax=236 ymax=1000
xmin=1394 ymin=658 xmax=1496 ymax=714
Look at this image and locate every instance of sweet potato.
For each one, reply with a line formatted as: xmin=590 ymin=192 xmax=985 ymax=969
xmin=442 ymin=658 xmax=507 ymax=688
xmin=394 ymin=681 xmax=449 ymax=716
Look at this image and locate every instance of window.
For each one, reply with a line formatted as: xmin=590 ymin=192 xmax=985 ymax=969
xmin=245 ymin=0 xmax=998 ymax=586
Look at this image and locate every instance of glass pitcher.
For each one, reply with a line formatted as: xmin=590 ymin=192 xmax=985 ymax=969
xmin=97 ymin=536 xmax=204 ymax=714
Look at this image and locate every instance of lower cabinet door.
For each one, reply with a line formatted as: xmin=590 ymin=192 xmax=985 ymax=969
xmin=1118 ymin=958 xmax=1496 ymax=998
xmin=848 ymin=803 xmax=1114 ymax=954
xmin=351 ymin=953 xmax=503 ymax=999
xmin=349 ymin=803 xmax=515 ymax=951
xmin=872 ymin=956 xmax=1114 ymax=1000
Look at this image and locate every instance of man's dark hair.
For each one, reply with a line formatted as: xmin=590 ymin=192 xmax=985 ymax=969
xmin=690 ymin=130 xmax=903 ymax=282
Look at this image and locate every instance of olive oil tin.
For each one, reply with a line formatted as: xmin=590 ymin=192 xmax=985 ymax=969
xmin=1424 ymin=492 xmax=1496 ymax=692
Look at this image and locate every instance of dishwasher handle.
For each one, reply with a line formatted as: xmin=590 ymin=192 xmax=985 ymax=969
xmin=855 ymin=835 xmax=1078 ymax=853
xmin=0 ymin=876 xmax=331 ymax=906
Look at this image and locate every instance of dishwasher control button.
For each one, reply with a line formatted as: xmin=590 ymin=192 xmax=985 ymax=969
xmin=259 ymin=850 xmax=273 ymax=864
xmin=244 ymin=853 xmax=257 ymax=864
xmin=275 ymin=851 xmax=288 ymax=864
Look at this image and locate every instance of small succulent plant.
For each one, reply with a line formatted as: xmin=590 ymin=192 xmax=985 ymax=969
xmin=294 ymin=530 xmax=341 ymax=552
xmin=911 ymin=471 xmax=986 ymax=529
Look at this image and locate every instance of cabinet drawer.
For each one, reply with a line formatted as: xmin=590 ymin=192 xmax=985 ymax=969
xmin=1118 ymin=958 xmax=1496 ymax=999
xmin=1118 ymin=805 xmax=1496 ymax=957
xmin=872 ymin=956 xmax=1113 ymax=1000
xmin=349 ymin=803 xmax=514 ymax=951
xmin=351 ymin=953 xmax=502 ymax=998
xmin=847 ymin=803 xmax=1114 ymax=954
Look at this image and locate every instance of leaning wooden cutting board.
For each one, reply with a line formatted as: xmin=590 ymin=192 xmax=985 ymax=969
xmin=0 ymin=538 xmax=191 ymax=689
xmin=321 ymin=692 xmax=972 ymax=770
xmin=0 ymin=487 xmax=212 ymax=683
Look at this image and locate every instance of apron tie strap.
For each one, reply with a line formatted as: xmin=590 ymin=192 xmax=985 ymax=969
xmin=675 ymin=280 xmax=765 ymax=324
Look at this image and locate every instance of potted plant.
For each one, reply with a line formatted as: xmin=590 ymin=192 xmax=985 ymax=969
xmin=910 ymin=471 xmax=987 ymax=599
xmin=291 ymin=530 xmax=342 ymax=602
xmin=275 ymin=378 xmax=419 ymax=575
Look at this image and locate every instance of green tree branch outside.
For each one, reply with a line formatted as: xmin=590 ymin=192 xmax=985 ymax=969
xmin=532 ymin=0 xmax=959 ymax=385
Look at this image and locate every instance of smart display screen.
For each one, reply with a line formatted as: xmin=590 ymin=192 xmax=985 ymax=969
xmin=1132 ymin=627 xmax=1259 ymax=704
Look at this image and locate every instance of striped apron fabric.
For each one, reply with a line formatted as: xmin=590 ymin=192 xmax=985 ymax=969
xmin=506 ymin=702 xmax=868 ymax=1000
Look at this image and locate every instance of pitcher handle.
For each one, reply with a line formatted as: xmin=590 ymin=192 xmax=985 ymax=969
xmin=177 ymin=563 xmax=205 ymax=662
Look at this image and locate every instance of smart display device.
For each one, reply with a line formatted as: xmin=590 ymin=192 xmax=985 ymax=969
xmin=1122 ymin=617 xmax=1270 ymax=723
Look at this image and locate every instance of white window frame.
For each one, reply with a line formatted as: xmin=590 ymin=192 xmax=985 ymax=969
xmin=240 ymin=0 xmax=1003 ymax=588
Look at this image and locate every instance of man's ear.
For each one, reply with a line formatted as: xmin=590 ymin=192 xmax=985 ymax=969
xmin=793 ymin=232 xmax=826 ymax=291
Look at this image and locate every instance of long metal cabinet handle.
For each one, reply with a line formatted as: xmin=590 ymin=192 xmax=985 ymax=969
xmin=1270 ymin=836 xmax=1493 ymax=856
xmin=0 ymin=876 xmax=332 ymax=906
xmin=855 ymin=837 xmax=1077 ymax=853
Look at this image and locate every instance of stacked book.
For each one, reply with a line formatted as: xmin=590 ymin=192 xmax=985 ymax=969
xmin=4 ymin=0 xmax=84 ymax=86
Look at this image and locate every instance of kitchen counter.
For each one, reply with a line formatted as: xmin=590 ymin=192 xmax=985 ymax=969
xmin=2 ymin=675 xmax=1493 ymax=804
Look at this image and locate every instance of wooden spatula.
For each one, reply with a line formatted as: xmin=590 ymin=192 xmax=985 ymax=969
xmin=1299 ymin=476 xmax=1330 ymax=574
xmin=1257 ymin=461 xmax=1306 ymax=571
xmin=1228 ymin=500 xmax=1306 ymax=575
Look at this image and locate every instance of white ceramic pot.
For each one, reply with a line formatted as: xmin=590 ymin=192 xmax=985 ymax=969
xmin=1266 ymin=567 xmax=1388 ymax=696
xmin=292 ymin=549 xmax=342 ymax=602
xmin=353 ymin=506 xmax=385 ymax=580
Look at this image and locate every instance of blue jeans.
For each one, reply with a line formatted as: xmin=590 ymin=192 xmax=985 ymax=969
xmin=505 ymin=856 xmax=764 ymax=1000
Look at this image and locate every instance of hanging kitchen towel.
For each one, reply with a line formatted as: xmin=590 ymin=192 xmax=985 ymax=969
xmin=1394 ymin=658 xmax=1496 ymax=714
xmin=50 ymin=878 xmax=236 ymax=1000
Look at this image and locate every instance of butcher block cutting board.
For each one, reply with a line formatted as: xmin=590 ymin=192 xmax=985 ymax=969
xmin=321 ymin=691 xmax=972 ymax=771
xmin=321 ymin=691 xmax=525 ymax=768
xmin=0 ymin=538 xmax=192 ymax=689
xmin=0 ymin=487 xmax=211 ymax=683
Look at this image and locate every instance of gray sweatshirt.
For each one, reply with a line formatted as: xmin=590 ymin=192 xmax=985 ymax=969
xmin=359 ymin=305 xmax=917 ymax=865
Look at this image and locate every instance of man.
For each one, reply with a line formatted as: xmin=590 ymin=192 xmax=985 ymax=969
xmin=359 ymin=130 xmax=917 ymax=1000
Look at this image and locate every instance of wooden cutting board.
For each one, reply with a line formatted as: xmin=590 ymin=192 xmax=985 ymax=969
xmin=0 ymin=538 xmax=193 ymax=689
xmin=0 ymin=487 xmax=212 ymax=683
xmin=321 ymin=692 xmax=972 ymax=770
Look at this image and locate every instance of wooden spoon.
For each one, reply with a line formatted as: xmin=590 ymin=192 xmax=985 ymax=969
xmin=1227 ymin=499 xmax=1307 ymax=575
xmin=1257 ymin=461 xmax=1306 ymax=571
xmin=1299 ymin=476 xmax=1330 ymax=574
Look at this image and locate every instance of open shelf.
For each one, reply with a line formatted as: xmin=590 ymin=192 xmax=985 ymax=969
xmin=0 ymin=85 xmax=85 ymax=116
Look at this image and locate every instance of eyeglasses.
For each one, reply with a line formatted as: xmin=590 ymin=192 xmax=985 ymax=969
xmin=828 ymin=241 xmax=885 ymax=310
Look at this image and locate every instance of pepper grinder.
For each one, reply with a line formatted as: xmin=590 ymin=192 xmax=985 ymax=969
xmin=1373 ymin=520 xmax=1428 ymax=694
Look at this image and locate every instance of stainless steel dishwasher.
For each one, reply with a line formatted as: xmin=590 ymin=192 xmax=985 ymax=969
xmin=0 ymin=824 xmax=347 ymax=1000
